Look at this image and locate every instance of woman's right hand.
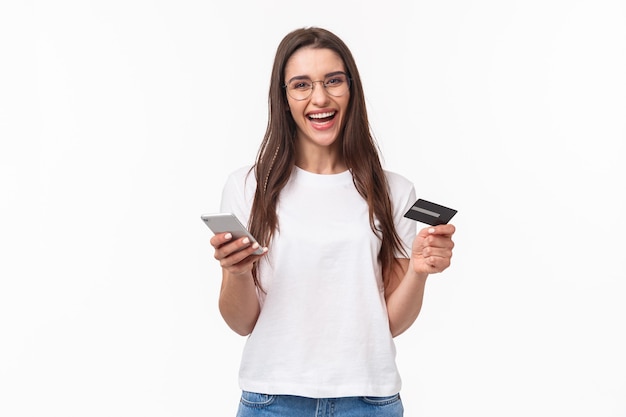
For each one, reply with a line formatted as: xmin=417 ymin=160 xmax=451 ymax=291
xmin=210 ymin=233 xmax=268 ymax=276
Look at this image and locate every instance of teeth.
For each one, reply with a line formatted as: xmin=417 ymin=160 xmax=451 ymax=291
xmin=309 ymin=111 xmax=335 ymax=119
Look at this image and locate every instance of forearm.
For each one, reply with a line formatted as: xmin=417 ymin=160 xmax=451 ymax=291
xmin=218 ymin=270 xmax=260 ymax=336
xmin=385 ymin=263 xmax=428 ymax=337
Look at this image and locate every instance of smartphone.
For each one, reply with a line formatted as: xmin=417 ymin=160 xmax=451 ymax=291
xmin=201 ymin=213 xmax=264 ymax=255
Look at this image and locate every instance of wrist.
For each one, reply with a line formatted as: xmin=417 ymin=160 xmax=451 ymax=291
xmin=408 ymin=260 xmax=429 ymax=283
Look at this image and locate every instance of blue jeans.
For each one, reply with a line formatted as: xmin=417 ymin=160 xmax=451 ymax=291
xmin=236 ymin=391 xmax=404 ymax=417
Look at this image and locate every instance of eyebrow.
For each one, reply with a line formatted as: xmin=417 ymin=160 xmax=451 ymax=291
xmin=286 ymin=71 xmax=346 ymax=83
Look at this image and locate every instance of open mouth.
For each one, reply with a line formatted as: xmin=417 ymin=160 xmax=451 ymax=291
xmin=307 ymin=111 xmax=336 ymax=123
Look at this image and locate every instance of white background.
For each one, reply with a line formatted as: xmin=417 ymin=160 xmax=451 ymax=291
xmin=1 ymin=1 xmax=625 ymax=416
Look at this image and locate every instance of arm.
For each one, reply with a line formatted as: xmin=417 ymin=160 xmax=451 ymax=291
xmin=219 ymin=270 xmax=260 ymax=336
xmin=385 ymin=224 xmax=456 ymax=337
xmin=384 ymin=258 xmax=428 ymax=337
xmin=211 ymin=232 xmax=267 ymax=336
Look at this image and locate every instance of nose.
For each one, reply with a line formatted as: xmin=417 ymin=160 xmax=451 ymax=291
xmin=310 ymin=80 xmax=330 ymax=104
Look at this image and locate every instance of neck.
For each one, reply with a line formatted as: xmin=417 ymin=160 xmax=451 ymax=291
xmin=295 ymin=140 xmax=346 ymax=174
xmin=295 ymin=153 xmax=347 ymax=174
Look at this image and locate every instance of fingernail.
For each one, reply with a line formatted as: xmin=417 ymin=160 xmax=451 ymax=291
xmin=428 ymin=228 xmax=435 ymax=234
xmin=252 ymin=242 xmax=259 ymax=249
xmin=242 ymin=237 xmax=250 ymax=244
xmin=225 ymin=233 xmax=232 ymax=240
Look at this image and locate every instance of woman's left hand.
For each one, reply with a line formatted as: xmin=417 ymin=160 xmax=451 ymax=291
xmin=411 ymin=224 xmax=456 ymax=275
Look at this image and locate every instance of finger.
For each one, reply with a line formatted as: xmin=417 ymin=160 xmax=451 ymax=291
xmin=428 ymin=257 xmax=451 ymax=272
xmin=218 ymin=239 xmax=268 ymax=266
xmin=215 ymin=236 xmax=261 ymax=259
xmin=422 ymin=253 xmax=452 ymax=272
xmin=426 ymin=235 xmax=455 ymax=251
xmin=420 ymin=244 xmax=453 ymax=259
xmin=210 ymin=232 xmax=233 ymax=249
xmin=225 ymin=246 xmax=270 ymax=275
xmin=220 ymin=247 xmax=268 ymax=272
xmin=422 ymin=224 xmax=456 ymax=237
xmin=418 ymin=229 xmax=455 ymax=250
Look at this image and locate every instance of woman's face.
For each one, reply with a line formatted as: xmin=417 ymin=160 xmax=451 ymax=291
xmin=284 ymin=47 xmax=350 ymax=152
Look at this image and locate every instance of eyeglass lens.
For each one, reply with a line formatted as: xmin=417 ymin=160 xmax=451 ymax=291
xmin=286 ymin=73 xmax=350 ymax=100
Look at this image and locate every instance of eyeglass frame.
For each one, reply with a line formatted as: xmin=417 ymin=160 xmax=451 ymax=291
xmin=282 ymin=71 xmax=352 ymax=101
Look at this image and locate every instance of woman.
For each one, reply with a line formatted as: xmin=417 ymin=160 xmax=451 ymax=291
xmin=211 ymin=27 xmax=456 ymax=417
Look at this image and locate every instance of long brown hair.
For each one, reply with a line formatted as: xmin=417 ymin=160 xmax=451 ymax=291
xmin=249 ymin=27 xmax=407 ymax=288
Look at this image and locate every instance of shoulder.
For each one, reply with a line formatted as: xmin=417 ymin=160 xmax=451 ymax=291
xmin=384 ymin=170 xmax=414 ymax=193
xmin=384 ymin=170 xmax=417 ymax=216
xmin=220 ymin=165 xmax=257 ymax=216
xmin=224 ymin=165 xmax=257 ymax=189
xmin=227 ymin=165 xmax=256 ymax=182
xmin=384 ymin=170 xmax=417 ymax=250
xmin=222 ymin=165 xmax=257 ymax=200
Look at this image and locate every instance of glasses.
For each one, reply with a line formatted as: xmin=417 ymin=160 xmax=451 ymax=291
xmin=284 ymin=72 xmax=351 ymax=101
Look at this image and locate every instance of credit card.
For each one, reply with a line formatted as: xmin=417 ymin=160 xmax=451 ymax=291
xmin=404 ymin=198 xmax=457 ymax=225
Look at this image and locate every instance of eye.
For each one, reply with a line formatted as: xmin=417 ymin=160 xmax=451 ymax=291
xmin=325 ymin=75 xmax=346 ymax=87
xmin=290 ymin=80 xmax=312 ymax=90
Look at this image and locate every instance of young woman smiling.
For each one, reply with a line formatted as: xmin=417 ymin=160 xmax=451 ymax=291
xmin=210 ymin=27 xmax=456 ymax=417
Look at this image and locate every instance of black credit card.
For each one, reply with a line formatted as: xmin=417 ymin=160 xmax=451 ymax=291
xmin=404 ymin=199 xmax=457 ymax=226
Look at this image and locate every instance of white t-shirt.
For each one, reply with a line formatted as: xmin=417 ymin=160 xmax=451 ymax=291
xmin=220 ymin=165 xmax=417 ymax=398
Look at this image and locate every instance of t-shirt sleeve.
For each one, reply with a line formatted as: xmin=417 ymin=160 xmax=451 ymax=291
xmin=395 ymin=187 xmax=417 ymax=258
xmin=220 ymin=166 xmax=256 ymax=227
xmin=387 ymin=172 xmax=417 ymax=258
